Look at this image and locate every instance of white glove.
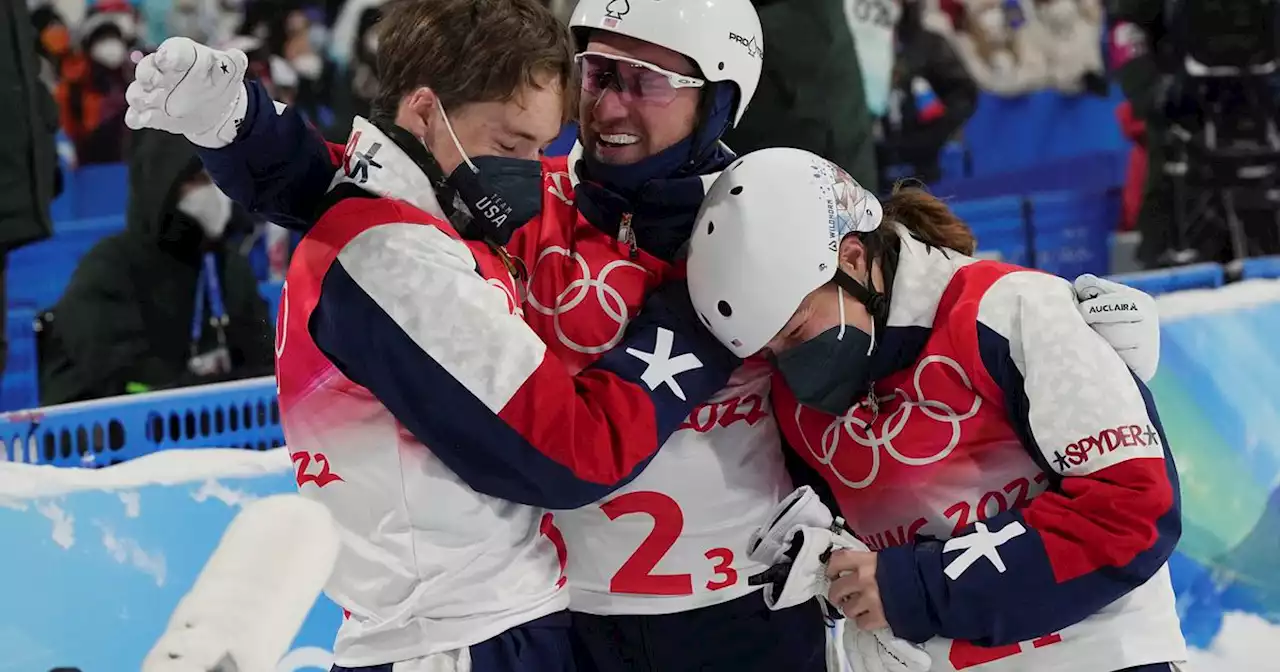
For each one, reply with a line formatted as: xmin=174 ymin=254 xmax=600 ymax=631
xmin=751 ymin=525 xmax=867 ymax=611
xmin=1074 ymin=274 xmax=1160 ymax=382
xmin=845 ymin=627 xmax=932 ymax=672
xmin=748 ymin=486 xmax=836 ymax=566
xmin=125 ymin=37 xmax=248 ymax=148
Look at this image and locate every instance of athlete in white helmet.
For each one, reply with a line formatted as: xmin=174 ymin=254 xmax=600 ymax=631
xmin=125 ymin=0 xmax=1163 ymax=668
xmin=687 ymin=148 xmax=1186 ymax=672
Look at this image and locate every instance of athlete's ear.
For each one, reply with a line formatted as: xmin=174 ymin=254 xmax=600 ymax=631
xmin=837 ymin=235 xmax=868 ymax=278
xmin=395 ymin=87 xmax=439 ymax=139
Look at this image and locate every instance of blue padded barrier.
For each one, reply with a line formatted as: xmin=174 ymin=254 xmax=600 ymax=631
xmin=932 ymin=150 xmax=1127 ymax=203
xmin=1239 ymin=256 xmax=1280 ymax=280
xmin=8 ymin=215 xmax=126 ymax=307
xmin=0 ymin=305 xmax=39 ymax=412
xmin=936 ymin=142 xmax=970 ymax=182
xmin=1028 ymin=190 xmax=1118 ymax=278
xmin=0 ymin=376 xmax=282 ymax=467
xmin=1108 ymin=263 xmax=1226 ymax=296
xmin=950 ymin=196 xmax=1031 ymax=266
xmin=66 ymin=162 xmax=130 ymax=219
xmin=961 ymin=88 xmax=1127 ymax=176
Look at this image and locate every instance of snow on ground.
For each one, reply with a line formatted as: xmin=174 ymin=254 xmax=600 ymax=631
xmin=1186 ymin=611 xmax=1280 ymax=670
xmin=0 ymin=447 xmax=290 ymax=500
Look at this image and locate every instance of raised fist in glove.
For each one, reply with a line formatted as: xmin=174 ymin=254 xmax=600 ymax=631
xmin=125 ymin=37 xmax=248 ymax=148
xmin=1074 ymin=274 xmax=1160 ymax=382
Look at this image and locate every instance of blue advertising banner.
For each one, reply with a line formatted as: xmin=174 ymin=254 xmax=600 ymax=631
xmin=0 ymin=449 xmax=339 ymax=672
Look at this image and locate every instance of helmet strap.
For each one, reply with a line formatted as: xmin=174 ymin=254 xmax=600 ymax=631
xmin=831 ymin=263 xmax=889 ymax=350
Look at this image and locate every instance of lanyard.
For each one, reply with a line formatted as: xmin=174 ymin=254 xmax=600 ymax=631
xmin=191 ymin=252 xmax=230 ymax=351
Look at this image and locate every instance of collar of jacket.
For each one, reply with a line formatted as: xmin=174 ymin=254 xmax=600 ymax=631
xmin=567 ymin=140 xmax=734 ymax=262
xmin=864 ymin=223 xmax=981 ymax=382
xmin=337 ymin=116 xmax=458 ymax=224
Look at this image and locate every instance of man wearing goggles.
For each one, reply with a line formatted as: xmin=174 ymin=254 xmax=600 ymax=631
xmin=125 ymin=0 xmax=1162 ymax=669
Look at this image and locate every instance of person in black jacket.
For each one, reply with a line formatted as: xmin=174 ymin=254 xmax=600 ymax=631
xmin=39 ymin=130 xmax=273 ymax=405
xmin=877 ymin=0 xmax=978 ymax=186
xmin=1 ymin=0 xmax=60 ymax=377
xmin=722 ymin=0 xmax=880 ymax=189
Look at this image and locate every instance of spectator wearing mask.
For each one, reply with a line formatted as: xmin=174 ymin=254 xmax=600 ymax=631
xmin=270 ymin=3 xmax=333 ymax=126
xmin=1 ymin=0 xmax=60 ymax=377
xmin=721 ymin=0 xmax=880 ymax=189
xmin=55 ymin=1 xmax=136 ymax=164
xmin=878 ymin=0 xmax=978 ymax=185
xmin=39 ymin=130 xmax=272 ymax=405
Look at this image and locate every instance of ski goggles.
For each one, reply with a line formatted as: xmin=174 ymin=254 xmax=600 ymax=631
xmin=575 ymin=51 xmax=705 ymax=106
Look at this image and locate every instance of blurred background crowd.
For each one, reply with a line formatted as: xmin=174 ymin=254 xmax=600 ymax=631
xmin=1 ymin=0 xmax=1277 ymax=408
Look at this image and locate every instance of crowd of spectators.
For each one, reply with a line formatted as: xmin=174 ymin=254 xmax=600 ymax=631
xmin=20 ymin=0 xmax=1111 ymax=177
xmin=0 ymin=0 xmax=1115 ymax=405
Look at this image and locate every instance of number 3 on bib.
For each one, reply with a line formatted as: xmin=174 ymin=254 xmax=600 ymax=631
xmin=601 ymin=491 xmax=738 ymax=595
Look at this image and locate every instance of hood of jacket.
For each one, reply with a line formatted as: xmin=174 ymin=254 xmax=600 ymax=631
xmin=126 ymin=129 xmax=207 ymax=251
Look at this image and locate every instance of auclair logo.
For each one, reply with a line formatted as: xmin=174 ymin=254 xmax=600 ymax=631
xmin=1052 ymin=424 xmax=1159 ymax=471
xmin=1087 ymin=302 xmax=1138 ymax=314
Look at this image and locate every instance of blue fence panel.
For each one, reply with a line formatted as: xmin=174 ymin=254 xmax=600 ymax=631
xmin=950 ymin=196 xmax=1031 ymax=266
xmin=67 ymin=162 xmax=130 ymax=219
xmin=9 ymin=215 xmax=126 ymax=307
xmin=1029 ymin=190 xmax=1118 ymax=278
xmin=932 ymin=150 xmax=1127 ymax=203
xmin=1239 ymin=256 xmax=1280 ymax=280
xmin=962 ymin=88 xmax=1127 ymax=176
xmin=0 ymin=376 xmax=282 ymax=467
xmin=1109 ymin=263 xmax=1226 ymax=296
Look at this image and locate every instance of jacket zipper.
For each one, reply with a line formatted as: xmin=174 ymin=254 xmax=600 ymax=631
xmin=618 ymin=212 xmax=639 ymax=260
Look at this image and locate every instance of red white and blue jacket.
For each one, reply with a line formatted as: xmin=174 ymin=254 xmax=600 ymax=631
xmin=275 ymin=118 xmax=738 ymax=665
xmin=775 ymin=226 xmax=1186 ymax=671
xmin=200 ymin=85 xmax=796 ymax=618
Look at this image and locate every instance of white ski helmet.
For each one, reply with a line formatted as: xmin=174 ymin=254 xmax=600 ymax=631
xmin=687 ymin=147 xmax=884 ymax=358
xmin=569 ymin=0 xmax=763 ymax=126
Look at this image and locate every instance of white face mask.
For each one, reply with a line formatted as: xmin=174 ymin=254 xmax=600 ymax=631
xmin=291 ymin=52 xmax=323 ymax=79
xmin=89 ymin=38 xmax=127 ymax=69
xmin=178 ymin=183 xmax=233 ymax=239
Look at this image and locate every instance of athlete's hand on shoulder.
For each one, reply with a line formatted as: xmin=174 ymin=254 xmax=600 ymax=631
xmin=125 ymin=37 xmax=248 ymax=148
xmin=827 ymin=549 xmax=887 ymax=630
xmin=633 ymin=280 xmax=743 ymax=373
xmin=1074 ymin=274 xmax=1160 ymax=382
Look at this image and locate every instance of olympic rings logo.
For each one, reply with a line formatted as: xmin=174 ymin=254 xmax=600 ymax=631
xmin=526 ymin=245 xmax=650 ymax=355
xmin=487 ymin=277 xmax=523 ymax=317
xmin=796 ymin=355 xmax=982 ymax=489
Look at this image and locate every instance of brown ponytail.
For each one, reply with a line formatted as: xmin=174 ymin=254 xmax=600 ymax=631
xmin=879 ymin=181 xmax=977 ymax=256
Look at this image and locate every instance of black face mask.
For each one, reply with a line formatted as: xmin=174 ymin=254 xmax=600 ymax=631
xmin=446 ymin=156 xmax=543 ymax=245
xmin=774 ymin=268 xmax=889 ymax=416
xmin=775 ymin=321 xmax=875 ymax=416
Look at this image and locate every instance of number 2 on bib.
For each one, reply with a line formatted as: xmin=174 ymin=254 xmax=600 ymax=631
xmin=601 ymin=491 xmax=738 ymax=595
